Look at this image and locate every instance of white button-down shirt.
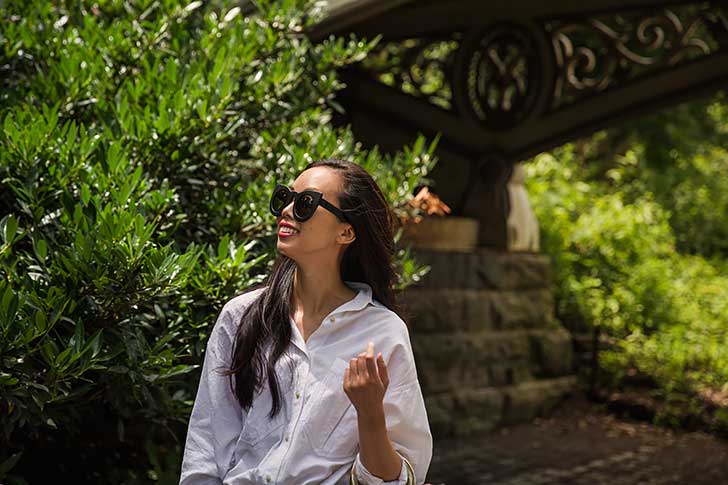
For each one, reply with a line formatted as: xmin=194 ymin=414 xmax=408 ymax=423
xmin=180 ymin=281 xmax=433 ymax=485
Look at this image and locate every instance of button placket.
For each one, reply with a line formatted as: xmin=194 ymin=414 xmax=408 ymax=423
xmin=286 ymin=366 xmax=307 ymax=441
xmin=268 ymin=361 xmax=305 ymax=485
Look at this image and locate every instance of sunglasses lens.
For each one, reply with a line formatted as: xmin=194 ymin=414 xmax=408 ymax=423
xmin=271 ymin=187 xmax=289 ymax=213
xmin=295 ymin=193 xmax=316 ymax=220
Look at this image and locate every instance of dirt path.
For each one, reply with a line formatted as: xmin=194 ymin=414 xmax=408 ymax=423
xmin=426 ymin=393 xmax=728 ymax=484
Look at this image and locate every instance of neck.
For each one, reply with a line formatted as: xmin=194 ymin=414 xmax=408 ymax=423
xmin=291 ymin=264 xmax=356 ymax=317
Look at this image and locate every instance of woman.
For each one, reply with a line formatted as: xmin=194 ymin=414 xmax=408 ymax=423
xmin=180 ymin=159 xmax=433 ymax=484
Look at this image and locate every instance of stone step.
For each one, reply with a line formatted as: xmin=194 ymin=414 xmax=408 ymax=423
xmin=400 ymin=287 xmax=556 ymax=332
xmin=404 ymin=247 xmax=551 ymax=290
xmin=424 ymin=375 xmax=580 ymax=438
xmin=411 ymin=329 xmax=574 ymax=395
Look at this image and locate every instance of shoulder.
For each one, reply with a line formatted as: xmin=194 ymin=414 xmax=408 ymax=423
xmin=214 ymin=285 xmax=268 ymax=339
xmin=221 ymin=285 xmax=268 ymax=318
xmin=363 ymin=300 xmax=412 ymax=344
xmin=363 ymin=301 xmax=420 ymax=389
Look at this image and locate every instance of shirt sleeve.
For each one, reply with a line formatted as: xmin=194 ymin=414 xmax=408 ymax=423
xmin=352 ymin=322 xmax=434 ymax=485
xmin=180 ymin=305 xmax=244 ymax=484
xmin=353 ymin=451 xmax=408 ymax=484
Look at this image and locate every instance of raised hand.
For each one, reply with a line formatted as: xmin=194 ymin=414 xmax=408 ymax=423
xmin=342 ymin=341 xmax=389 ymax=420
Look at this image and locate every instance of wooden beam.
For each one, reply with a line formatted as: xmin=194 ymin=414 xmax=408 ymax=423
xmin=317 ymin=0 xmax=697 ymax=40
xmin=342 ymin=48 xmax=728 ymax=161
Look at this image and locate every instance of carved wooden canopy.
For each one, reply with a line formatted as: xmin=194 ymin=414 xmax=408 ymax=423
xmin=310 ymin=0 xmax=728 ymax=163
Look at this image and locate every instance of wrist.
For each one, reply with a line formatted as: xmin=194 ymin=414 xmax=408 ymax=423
xmin=356 ymin=403 xmax=386 ymax=427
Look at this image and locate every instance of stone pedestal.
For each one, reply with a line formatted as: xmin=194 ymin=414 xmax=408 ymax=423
xmin=399 ymin=248 xmax=578 ymax=438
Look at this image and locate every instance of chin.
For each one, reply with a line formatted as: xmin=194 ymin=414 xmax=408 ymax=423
xmin=276 ymin=242 xmax=296 ymax=259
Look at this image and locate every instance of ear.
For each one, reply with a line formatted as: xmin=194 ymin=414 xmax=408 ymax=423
xmin=338 ymin=223 xmax=356 ymax=244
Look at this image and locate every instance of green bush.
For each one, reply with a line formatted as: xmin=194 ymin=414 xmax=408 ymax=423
xmin=568 ymin=92 xmax=728 ymax=259
xmin=0 ymin=0 xmax=437 ymax=482
xmin=526 ymin=146 xmax=728 ymax=432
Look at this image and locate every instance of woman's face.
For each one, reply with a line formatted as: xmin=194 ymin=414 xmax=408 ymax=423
xmin=276 ymin=167 xmax=355 ymax=261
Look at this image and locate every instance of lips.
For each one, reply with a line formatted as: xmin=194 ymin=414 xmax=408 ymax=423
xmin=278 ymin=222 xmax=299 ymax=237
xmin=279 ymin=221 xmax=298 ymax=231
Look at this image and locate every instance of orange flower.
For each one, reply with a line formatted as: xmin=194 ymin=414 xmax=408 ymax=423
xmin=408 ymin=186 xmax=451 ymax=216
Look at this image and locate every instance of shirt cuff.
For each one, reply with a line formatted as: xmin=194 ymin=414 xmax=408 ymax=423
xmin=353 ymin=451 xmax=408 ymax=485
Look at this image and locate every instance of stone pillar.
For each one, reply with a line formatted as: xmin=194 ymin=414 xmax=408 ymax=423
xmin=456 ymin=158 xmax=541 ymax=252
xmin=399 ymin=249 xmax=578 ymax=438
xmin=459 ymin=155 xmax=513 ymax=250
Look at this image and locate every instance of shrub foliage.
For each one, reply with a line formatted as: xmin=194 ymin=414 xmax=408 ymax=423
xmin=526 ymin=145 xmax=728 ymax=433
xmin=0 ymin=0 xmax=437 ymax=481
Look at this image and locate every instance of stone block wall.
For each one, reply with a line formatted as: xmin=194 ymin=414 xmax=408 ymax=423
xmin=398 ymin=248 xmax=579 ymax=438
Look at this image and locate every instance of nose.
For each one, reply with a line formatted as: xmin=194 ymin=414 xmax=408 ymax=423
xmin=280 ymin=197 xmax=295 ymax=221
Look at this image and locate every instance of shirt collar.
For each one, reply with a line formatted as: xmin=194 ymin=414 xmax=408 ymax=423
xmin=338 ymin=280 xmax=373 ymax=314
xmin=274 ymin=280 xmax=373 ymax=315
xmin=287 ymin=280 xmax=374 ymax=353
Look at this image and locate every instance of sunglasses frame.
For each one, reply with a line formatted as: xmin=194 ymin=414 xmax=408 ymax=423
xmin=270 ymin=183 xmax=350 ymax=223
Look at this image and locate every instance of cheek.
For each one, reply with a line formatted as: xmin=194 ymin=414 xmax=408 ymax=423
xmin=302 ymin=220 xmax=339 ymax=245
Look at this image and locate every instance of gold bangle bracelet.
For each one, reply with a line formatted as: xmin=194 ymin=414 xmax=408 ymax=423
xmin=350 ymin=454 xmax=415 ymax=485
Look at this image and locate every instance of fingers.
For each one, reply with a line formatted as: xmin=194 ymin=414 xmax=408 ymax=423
xmin=376 ymin=351 xmax=389 ymax=388
xmin=357 ymin=350 xmax=370 ymax=381
xmin=364 ymin=341 xmax=379 ymax=380
xmin=349 ymin=356 xmax=361 ymax=381
xmin=349 ymin=342 xmax=388 ymax=386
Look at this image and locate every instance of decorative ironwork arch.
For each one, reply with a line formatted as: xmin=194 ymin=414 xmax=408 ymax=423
xmin=311 ymin=0 xmax=728 ymax=162
xmin=309 ymin=0 xmax=728 ymax=248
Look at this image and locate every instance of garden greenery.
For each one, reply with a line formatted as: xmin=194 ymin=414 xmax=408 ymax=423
xmin=0 ymin=0 xmax=437 ymax=482
xmin=526 ymin=141 xmax=728 ymax=432
xmin=4 ymin=0 xmax=728 ymax=482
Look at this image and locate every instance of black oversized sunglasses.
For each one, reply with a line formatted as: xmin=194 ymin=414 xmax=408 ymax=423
xmin=269 ymin=183 xmax=350 ymax=223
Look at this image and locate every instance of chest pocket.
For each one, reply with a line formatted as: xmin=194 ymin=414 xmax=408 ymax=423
xmin=238 ymin=389 xmax=287 ymax=449
xmin=237 ymin=358 xmax=293 ymax=451
xmin=303 ymin=358 xmax=359 ymax=459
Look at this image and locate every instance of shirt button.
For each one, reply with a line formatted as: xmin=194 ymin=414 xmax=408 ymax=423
xmin=329 ymin=317 xmax=335 ymax=323
xmin=265 ymin=476 xmax=272 ymax=483
xmin=295 ymin=391 xmax=300 ymax=399
xmin=285 ymin=435 xmax=289 ymax=442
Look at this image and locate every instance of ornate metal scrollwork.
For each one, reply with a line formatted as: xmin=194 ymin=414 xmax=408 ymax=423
xmin=548 ymin=3 xmax=722 ymax=108
xmin=456 ymin=24 xmax=541 ymax=128
xmin=362 ymin=36 xmax=460 ymax=110
xmin=358 ymin=3 xmax=727 ymax=124
xmin=362 ymin=24 xmax=541 ymax=129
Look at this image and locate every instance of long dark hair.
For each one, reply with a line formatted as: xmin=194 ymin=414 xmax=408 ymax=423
xmin=222 ymin=159 xmax=407 ymax=418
